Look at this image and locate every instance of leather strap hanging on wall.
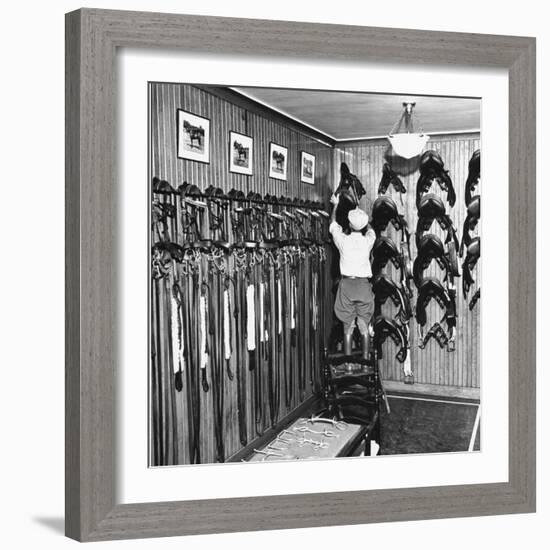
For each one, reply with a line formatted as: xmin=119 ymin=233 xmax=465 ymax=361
xmin=150 ymin=182 xmax=331 ymax=465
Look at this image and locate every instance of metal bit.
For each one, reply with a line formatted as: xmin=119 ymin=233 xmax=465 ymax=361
xmin=253 ymin=448 xmax=285 ymax=460
xmin=267 ymin=442 xmax=289 ymax=452
xmin=295 ymin=436 xmax=328 ymax=450
xmin=305 ymin=416 xmax=348 ymax=431
xmin=293 ymin=425 xmax=336 ymax=438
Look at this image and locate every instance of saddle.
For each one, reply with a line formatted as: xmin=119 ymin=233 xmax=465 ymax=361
xmin=371 ymin=196 xmax=409 ymax=238
xmin=372 ymin=275 xmax=412 ymax=324
xmin=415 ymin=193 xmax=459 ymax=251
xmin=335 ymin=162 xmax=366 ymax=202
xmin=462 ymin=237 xmax=480 ymax=298
xmin=415 ymin=277 xmax=457 ymax=351
xmin=334 ymin=162 xmax=366 ymax=231
xmin=372 ymin=315 xmax=408 ymax=363
xmin=465 ymin=149 xmax=480 ymax=205
xmin=415 ymin=277 xmax=454 ymax=327
xmin=413 ymin=234 xmax=452 ymax=287
xmin=378 ymin=163 xmax=406 ymax=194
xmin=416 ymin=150 xmax=456 ymax=208
xmin=460 ymin=194 xmax=480 ymax=255
xmin=371 ymin=237 xmax=402 ymax=276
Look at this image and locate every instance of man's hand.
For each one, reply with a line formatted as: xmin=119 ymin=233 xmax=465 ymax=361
xmin=330 ymin=193 xmax=340 ymax=206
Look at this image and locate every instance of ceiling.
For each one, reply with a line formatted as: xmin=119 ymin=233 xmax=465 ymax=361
xmin=232 ymin=87 xmax=480 ymax=141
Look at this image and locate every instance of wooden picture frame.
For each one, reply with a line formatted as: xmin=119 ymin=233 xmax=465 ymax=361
xmin=65 ymin=8 xmax=536 ymax=542
xmin=269 ymin=141 xmax=288 ymax=181
xmin=301 ymin=151 xmax=315 ymax=184
xmin=229 ymin=130 xmax=253 ymax=175
xmin=176 ymin=108 xmax=210 ymax=163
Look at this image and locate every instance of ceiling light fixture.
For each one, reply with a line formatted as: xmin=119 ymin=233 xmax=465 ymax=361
xmin=387 ymin=102 xmax=429 ymax=159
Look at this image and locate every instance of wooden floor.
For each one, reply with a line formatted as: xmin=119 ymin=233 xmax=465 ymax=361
xmin=380 ymin=393 xmax=481 ymax=455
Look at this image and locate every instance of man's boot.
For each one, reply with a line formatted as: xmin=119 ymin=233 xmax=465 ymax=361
xmin=361 ymin=332 xmax=371 ymax=361
xmin=344 ymin=331 xmax=353 ymax=356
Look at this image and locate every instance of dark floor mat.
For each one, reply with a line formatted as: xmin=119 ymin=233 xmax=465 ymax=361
xmin=380 ymin=396 xmax=480 ymax=455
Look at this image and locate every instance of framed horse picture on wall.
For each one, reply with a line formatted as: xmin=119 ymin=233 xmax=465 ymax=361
xmin=269 ymin=142 xmax=288 ymax=181
xmin=177 ymin=109 xmax=210 ymax=163
xmin=229 ymin=131 xmax=253 ymax=175
xmin=301 ymin=151 xmax=315 ymax=184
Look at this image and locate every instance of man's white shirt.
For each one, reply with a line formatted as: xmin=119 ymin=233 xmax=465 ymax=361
xmin=329 ymin=221 xmax=376 ymax=278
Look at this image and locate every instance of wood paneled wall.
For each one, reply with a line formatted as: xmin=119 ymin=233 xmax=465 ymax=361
xmin=150 ymin=83 xmax=334 ymax=202
xmin=335 ymin=134 xmax=480 ymax=388
xmin=149 ymin=83 xmax=334 ymax=465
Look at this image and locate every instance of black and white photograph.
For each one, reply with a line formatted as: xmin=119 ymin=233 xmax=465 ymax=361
xmin=229 ymin=131 xmax=253 ymax=175
xmin=269 ymin=141 xmax=288 ymax=180
xmin=301 ymin=151 xmax=316 ymax=184
xmin=176 ymin=108 xmax=210 ymax=163
xmin=150 ymin=83 xmax=481 ymax=467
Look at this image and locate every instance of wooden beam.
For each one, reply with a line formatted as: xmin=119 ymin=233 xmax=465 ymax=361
xmin=384 ymin=380 xmax=480 ymax=402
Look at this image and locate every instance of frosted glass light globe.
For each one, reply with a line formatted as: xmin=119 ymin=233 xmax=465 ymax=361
xmin=388 ymin=133 xmax=430 ymax=159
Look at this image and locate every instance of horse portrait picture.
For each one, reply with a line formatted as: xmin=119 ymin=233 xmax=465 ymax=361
xmin=301 ymin=151 xmax=315 ymax=184
xmin=229 ymin=131 xmax=253 ymax=175
xmin=269 ymin=142 xmax=288 ymax=181
xmin=177 ymin=109 xmax=210 ymax=163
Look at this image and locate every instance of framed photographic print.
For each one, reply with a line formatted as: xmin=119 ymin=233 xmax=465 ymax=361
xmin=66 ymin=8 xmax=535 ymax=543
xmin=269 ymin=142 xmax=288 ymax=180
xmin=301 ymin=151 xmax=315 ymax=184
xmin=150 ymin=79 xmax=484 ymax=468
xmin=229 ymin=131 xmax=253 ymax=175
xmin=176 ymin=109 xmax=210 ymax=163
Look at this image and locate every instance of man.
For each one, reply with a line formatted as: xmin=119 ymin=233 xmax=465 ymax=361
xmin=330 ymin=193 xmax=376 ymax=359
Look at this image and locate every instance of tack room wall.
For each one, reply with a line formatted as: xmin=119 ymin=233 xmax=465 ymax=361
xmin=336 ymin=133 xmax=481 ymax=388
